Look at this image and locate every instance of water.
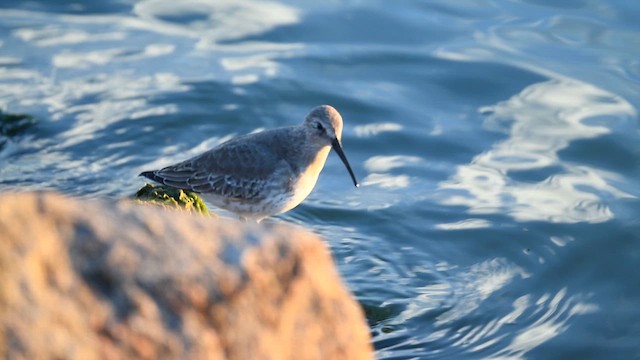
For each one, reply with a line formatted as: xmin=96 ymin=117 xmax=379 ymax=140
xmin=1 ymin=1 xmax=639 ymax=358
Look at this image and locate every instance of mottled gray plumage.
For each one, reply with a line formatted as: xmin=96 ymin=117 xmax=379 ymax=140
xmin=140 ymin=105 xmax=358 ymax=221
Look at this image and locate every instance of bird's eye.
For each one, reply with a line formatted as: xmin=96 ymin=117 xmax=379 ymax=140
xmin=315 ymin=122 xmax=324 ymax=131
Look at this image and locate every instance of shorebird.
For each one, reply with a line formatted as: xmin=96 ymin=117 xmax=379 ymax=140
xmin=140 ymin=105 xmax=359 ymax=222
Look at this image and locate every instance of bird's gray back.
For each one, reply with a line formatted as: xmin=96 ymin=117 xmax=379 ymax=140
xmin=150 ymin=126 xmax=305 ymax=201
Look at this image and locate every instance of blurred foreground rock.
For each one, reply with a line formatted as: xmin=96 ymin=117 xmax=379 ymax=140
xmin=0 ymin=192 xmax=372 ymax=360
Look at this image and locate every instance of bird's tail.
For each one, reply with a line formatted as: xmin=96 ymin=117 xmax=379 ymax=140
xmin=139 ymin=170 xmax=164 ymax=184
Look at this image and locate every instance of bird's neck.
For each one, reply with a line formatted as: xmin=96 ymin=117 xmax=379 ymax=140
xmin=305 ymin=145 xmax=331 ymax=172
xmin=286 ymin=145 xmax=330 ymax=210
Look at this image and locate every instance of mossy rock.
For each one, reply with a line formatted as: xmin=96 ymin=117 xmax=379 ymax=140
xmin=134 ymin=183 xmax=212 ymax=215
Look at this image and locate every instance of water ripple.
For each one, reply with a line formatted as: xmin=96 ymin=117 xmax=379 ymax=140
xmin=438 ymin=78 xmax=636 ymax=223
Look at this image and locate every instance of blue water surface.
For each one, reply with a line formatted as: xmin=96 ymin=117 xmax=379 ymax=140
xmin=1 ymin=1 xmax=639 ymax=359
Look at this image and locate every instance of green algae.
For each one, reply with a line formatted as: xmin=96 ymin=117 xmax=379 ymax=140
xmin=134 ymin=183 xmax=212 ymax=215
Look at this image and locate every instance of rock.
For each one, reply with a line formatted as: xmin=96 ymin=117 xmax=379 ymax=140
xmin=0 ymin=111 xmax=36 ymax=151
xmin=0 ymin=192 xmax=372 ymax=360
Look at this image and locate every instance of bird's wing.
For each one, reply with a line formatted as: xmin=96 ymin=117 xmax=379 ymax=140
xmin=143 ymin=134 xmax=293 ymax=201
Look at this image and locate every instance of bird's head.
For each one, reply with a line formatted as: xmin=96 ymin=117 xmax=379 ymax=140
xmin=304 ymin=105 xmax=359 ymax=187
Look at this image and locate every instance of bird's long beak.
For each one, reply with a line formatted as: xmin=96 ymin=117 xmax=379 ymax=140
xmin=331 ymin=137 xmax=359 ymax=187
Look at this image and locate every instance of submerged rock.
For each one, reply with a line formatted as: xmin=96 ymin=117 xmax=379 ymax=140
xmin=0 ymin=110 xmax=36 ymax=150
xmin=0 ymin=192 xmax=372 ymax=360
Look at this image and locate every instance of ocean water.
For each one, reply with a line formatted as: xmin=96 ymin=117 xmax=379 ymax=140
xmin=1 ymin=1 xmax=639 ymax=358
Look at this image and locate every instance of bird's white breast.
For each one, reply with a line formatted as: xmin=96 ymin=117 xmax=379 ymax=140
xmin=279 ymin=145 xmax=331 ymax=214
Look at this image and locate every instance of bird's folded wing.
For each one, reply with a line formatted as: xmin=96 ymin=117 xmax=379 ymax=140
xmin=150 ymin=140 xmax=292 ymax=201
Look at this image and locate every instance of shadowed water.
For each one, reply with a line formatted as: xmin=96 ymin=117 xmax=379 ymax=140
xmin=1 ymin=1 xmax=639 ymax=358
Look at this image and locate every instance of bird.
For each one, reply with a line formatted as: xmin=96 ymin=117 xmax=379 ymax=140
xmin=139 ymin=105 xmax=359 ymax=222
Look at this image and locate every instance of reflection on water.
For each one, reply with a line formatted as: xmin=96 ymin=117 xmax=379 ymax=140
xmin=14 ymin=27 xmax=126 ymax=47
xmin=354 ymin=122 xmax=403 ymax=137
xmin=133 ymin=0 xmax=299 ymax=43
xmin=435 ymin=218 xmax=491 ymax=230
xmin=53 ymin=44 xmax=176 ymax=69
xmin=362 ymin=155 xmax=422 ymax=189
xmin=374 ymin=255 xmax=599 ymax=359
xmin=488 ymin=289 xmax=598 ymax=359
xmin=0 ymin=0 xmax=301 ymax=102
xmin=411 ymin=258 xmax=529 ymax=327
xmin=438 ymin=79 xmax=636 ymax=223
